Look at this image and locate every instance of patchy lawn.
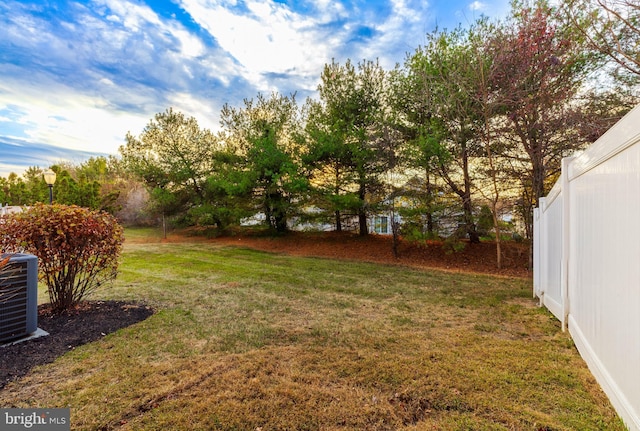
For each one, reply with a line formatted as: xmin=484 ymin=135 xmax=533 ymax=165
xmin=0 ymin=230 xmax=623 ymax=430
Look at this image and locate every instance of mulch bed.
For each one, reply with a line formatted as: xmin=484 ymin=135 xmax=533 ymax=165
xmin=207 ymin=231 xmax=532 ymax=278
xmin=0 ymin=301 xmax=154 ymax=390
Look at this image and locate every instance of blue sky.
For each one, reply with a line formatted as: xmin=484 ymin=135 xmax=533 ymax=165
xmin=0 ymin=0 xmax=511 ymax=177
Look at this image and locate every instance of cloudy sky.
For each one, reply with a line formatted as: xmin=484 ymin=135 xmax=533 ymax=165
xmin=0 ymin=0 xmax=511 ymax=177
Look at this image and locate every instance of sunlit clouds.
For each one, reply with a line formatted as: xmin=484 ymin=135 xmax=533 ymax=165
xmin=0 ymin=0 xmax=511 ymax=176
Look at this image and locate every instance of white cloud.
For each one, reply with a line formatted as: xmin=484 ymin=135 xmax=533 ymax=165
xmin=0 ymin=0 xmax=432 ymax=170
xmin=95 ymin=0 xmax=162 ymax=31
xmin=469 ymin=1 xmax=487 ymax=11
xmin=173 ymin=28 xmax=206 ymax=58
xmin=178 ymin=0 xmax=337 ymax=90
xmin=166 ymin=92 xmax=221 ymax=132
xmin=308 ymin=0 xmax=348 ymax=23
xmin=0 ymin=0 xmax=516 ymax=178
xmin=0 ymin=74 xmax=148 ymax=155
xmin=354 ymin=0 xmax=432 ymax=70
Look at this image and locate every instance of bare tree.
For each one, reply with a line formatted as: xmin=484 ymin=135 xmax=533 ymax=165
xmin=562 ymin=0 xmax=640 ymax=78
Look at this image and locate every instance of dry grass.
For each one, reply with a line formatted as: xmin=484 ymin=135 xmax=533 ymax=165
xmin=0 ymin=234 xmax=625 ymax=430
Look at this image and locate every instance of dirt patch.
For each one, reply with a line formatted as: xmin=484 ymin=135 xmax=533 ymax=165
xmin=0 ymin=301 xmax=154 ymax=390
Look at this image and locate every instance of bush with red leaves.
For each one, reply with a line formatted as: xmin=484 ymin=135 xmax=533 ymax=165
xmin=0 ymin=204 xmax=124 ymax=313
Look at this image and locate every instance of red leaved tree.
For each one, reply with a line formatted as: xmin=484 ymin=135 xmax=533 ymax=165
xmin=488 ymin=4 xmax=592 ymax=239
xmin=0 ymin=204 xmax=124 ymax=313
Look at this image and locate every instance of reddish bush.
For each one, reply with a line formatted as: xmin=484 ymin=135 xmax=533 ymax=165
xmin=0 ymin=204 xmax=124 ymax=313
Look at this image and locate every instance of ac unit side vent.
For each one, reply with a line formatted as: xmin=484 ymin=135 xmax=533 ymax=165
xmin=0 ymin=255 xmax=38 ymax=343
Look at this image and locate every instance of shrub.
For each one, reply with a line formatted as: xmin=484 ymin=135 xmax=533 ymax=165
xmin=442 ymin=235 xmax=467 ymax=254
xmin=476 ymin=205 xmax=494 ymax=237
xmin=0 ymin=204 xmax=124 ymax=313
xmin=401 ymin=224 xmax=440 ymax=245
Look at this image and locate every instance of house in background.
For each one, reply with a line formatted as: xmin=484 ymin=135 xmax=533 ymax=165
xmin=241 ymin=198 xmax=521 ymax=238
xmin=0 ymin=205 xmax=23 ymax=216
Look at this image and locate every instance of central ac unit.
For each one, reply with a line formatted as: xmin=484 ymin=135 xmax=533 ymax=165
xmin=0 ymin=253 xmax=38 ymax=343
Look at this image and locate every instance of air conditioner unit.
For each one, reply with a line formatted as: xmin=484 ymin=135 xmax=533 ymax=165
xmin=0 ymin=253 xmax=38 ymax=343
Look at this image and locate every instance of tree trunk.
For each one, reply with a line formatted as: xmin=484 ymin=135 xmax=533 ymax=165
xmin=358 ymin=210 xmax=368 ymax=236
xmin=358 ymin=183 xmax=368 ymax=236
xmin=426 ymin=212 xmax=434 ymax=235
xmin=493 ymin=212 xmax=502 ymax=269
xmin=275 ymin=215 xmax=287 ymax=233
xmin=440 ymin=167 xmax=479 ymax=243
xmin=264 ymin=203 xmax=273 ymax=230
xmin=162 ymin=212 xmax=167 ymax=239
xmin=440 ymin=141 xmax=480 ymax=243
xmin=531 ymin=157 xmax=545 ymax=209
xmin=425 ymin=169 xmax=434 ymax=234
xmin=334 ymin=170 xmax=342 ymax=232
xmin=269 ymin=191 xmax=288 ymax=233
xmin=461 ymin=148 xmax=480 ymax=243
xmin=391 ymin=217 xmax=400 ymax=258
xmin=274 ymin=201 xmax=288 ymax=233
xmin=482 ymin=103 xmax=502 ymax=269
xmin=462 ymin=192 xmax=480 ymax=243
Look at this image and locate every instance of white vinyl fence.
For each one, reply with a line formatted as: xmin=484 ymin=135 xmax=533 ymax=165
xmin=534 ymin=103 xmax=640 ymax=431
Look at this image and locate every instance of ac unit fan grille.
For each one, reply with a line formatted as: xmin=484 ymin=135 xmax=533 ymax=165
xmin=0 ymin=260 xmax=30 ymax=342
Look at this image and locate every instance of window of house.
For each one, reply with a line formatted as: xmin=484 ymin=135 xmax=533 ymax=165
xmin=374 ymin=216 xmax=389 ymax=234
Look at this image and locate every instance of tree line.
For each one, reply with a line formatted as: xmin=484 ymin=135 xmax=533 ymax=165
xmin=2 ymin=1 xmax=638 ymax=253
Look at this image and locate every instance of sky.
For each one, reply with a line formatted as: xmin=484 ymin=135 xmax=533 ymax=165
xmin=0 ymin=0 xmax=512 ymax=177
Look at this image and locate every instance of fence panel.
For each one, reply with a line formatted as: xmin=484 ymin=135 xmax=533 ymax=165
xmin=537 ymin=182 xmax=564 ymax=324
xmin=535 ymin=103 xmax=640 ymax=431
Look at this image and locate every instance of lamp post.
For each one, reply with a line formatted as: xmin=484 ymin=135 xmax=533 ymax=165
xmin=43 ymin=169 xmax=57 ymax=204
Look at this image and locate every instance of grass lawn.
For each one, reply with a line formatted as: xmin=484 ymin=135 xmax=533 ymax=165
xmin=0 ymin=229 xmax=624 ymax=430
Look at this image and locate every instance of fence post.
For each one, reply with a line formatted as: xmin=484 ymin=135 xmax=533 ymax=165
xmin=537 ymin=197 xmax=546 ymax=307
xmin=560 ymin=157 xmax=573 ymax=332
xmin=533 ymin=207 xmax=540 ymax=299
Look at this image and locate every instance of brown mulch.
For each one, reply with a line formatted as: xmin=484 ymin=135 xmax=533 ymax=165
xmin=0 ymin=230 xmax=530 ymax=392
xmin=197 ymin=230 xmax=532 ymax=279
xmin=0 ymin=301 xmax=154 ymax=390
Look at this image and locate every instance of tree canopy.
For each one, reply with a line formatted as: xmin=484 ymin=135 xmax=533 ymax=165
xmin=2 ymin=0 xmax=634 ymax=252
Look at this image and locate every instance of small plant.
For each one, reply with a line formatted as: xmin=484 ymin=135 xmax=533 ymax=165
xmin=442 ymin=236 xmax=467 ymax=254
xmin=0 ymin=204 xmax=124 ymax=313
xmin=442 ymin=226 xmax=467 ymax=254
xmin=402 ymin=225 xmax=438 ymax=244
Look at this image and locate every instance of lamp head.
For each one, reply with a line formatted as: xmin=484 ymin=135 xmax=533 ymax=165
xmin=43 ymin=169 xmax=57 ymax=186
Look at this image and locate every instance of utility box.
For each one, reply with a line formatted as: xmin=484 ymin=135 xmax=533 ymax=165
xmin=0 ymin=253 xmax=38 ymax=343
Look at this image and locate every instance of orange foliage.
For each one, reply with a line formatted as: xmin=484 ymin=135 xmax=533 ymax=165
xmin=0 ymin=204 xmax=124 ymax=313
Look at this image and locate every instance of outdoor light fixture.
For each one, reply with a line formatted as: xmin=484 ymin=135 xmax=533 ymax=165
xmin=43 ymin=169 xmax=57 ymax=204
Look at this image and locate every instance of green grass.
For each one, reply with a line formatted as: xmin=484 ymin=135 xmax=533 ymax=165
xmin=1 ymin=229 xmax=625 ymax=430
